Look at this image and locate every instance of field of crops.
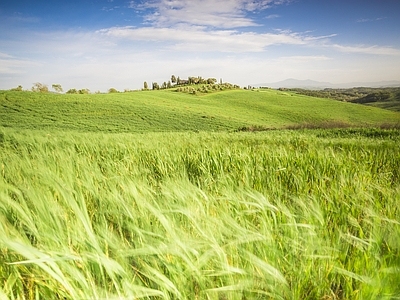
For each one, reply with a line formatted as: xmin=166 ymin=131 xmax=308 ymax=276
xmin=1 ymin=89 xmax=400 ymax=299
xmin=1 ymin=126 xmax=399 ymax=299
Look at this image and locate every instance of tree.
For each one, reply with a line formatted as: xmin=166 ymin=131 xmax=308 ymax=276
xmin=207 ymin=78 xmax=217 ymax=84
xmin=152 ymin=82 xmax=159 ymax=90
xmin=52 ymin=84 xmax=63 ymax=93
xmin=78 ymin=89 xmax=90 ymax=94
xmin=108 ymin=88 xmax=118 ymax=93
xmin=162 ymin=82 xmax=167 ymax=89
xmin=143 ymin=81 xmax=148 ymax=90
xmin=66 ymin=88 xmax=78 ymax=94
xmin=32 ymin=82 xmax=48 ymax=93
xmin=10 ymin=85 xmax=23 ymax=91
xmin=171 ymin=75 xmax=176 ymax=84
xmin=167 ymin=81 xmax=172 ymax=89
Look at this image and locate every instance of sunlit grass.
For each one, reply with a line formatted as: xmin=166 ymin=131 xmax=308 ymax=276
xmin=1 ymin=128 xmax=399 ymax=299
xmin=1 ymin=89 xmax=400 ymax=133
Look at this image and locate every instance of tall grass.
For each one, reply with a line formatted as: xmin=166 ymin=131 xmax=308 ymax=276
xmin=1 ymin=128 xmax=399 ymax=299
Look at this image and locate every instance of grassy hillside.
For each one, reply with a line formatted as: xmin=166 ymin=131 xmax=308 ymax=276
xmin=1 ymin=89 xmax=399 ymax=133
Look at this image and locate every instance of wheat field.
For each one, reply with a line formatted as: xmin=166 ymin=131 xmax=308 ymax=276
xmin=1 ymin=128 xmax=399 ymax=299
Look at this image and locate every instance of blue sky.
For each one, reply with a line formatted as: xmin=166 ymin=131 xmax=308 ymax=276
xmin=1 ymin=0 xmax=399 ymax=91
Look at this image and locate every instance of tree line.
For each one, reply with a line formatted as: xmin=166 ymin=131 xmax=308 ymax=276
xmin=10 ymin=83 xmax=92 ymax=94
xmin=8 ymin=75 xmax=223 ymax=94
xmin=286 ymin=87 xmax=400 ymax=104
xmin=144 ymin=75 xmax=220 ymax=90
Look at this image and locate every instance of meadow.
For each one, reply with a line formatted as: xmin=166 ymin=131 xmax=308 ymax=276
xmin=1 ymin=88 xmax=400 ymax=299
xmin=2 ymin=89 xmax=400 ymax=132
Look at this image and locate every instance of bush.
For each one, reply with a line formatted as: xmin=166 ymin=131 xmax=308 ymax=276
xmin=32 ymin=83 xmax=48 ymax=93
xmin=10 ymin=85 xmax=23 ymax=92
xmin=66 ymin=89 xmax=78 ymax=94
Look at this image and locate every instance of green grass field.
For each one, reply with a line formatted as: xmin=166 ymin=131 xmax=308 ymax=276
xmin=1 ymin=89 xmax=400 ymax=299
xmin=2 ymin=89 xmax=399 ymax=132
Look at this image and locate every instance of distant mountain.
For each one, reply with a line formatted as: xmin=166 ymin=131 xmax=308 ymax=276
xmin=253 ymin=78 xmax=400 ymax=89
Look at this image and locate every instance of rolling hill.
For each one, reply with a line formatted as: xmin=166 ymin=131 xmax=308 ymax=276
xmin=1 ymin=88 xmax=399 ymax=133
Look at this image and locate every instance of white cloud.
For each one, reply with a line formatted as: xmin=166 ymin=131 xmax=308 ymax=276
xmin=243 ymin=0 xmax=285 ymax=11
xmin=265 ymin=14 xmax=280 ymax=19
xmin=0 ymin=52 xmax=13 ymax=59
xmin=129 ymin=0 xmax=291 ymax=28
xmin=277 ymin=55 xmax=332 ymax=63
xmin=16 ymin=30 xmax=118 ymax=59
xmin=1 ymin=31 xmax=400 ymax=91
xmin=6 ymin=14 xmax=41 ymax=24
xmin=356 ymin=17 xmax=386 ymax=23
xmin=0 ymin=53 xmax=40 ymax=75
xmin=97 ymin=26 xmax=333 ymax=52
xmin=331 ymin=44 xmax=400 ymax=56
xmin=97 ymin=24 xmax=400 ymax=58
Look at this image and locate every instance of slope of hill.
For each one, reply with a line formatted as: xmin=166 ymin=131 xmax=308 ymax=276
xmin=1 ymin=89 xmax=399 ymax=133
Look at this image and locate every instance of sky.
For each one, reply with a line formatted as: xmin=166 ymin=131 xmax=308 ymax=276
xmin=1 ymin=0 xmax=400 ymax=92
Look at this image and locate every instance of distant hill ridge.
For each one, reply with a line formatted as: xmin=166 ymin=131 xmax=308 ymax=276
xmin=254 ymin=78 xmax=400 ymax=89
